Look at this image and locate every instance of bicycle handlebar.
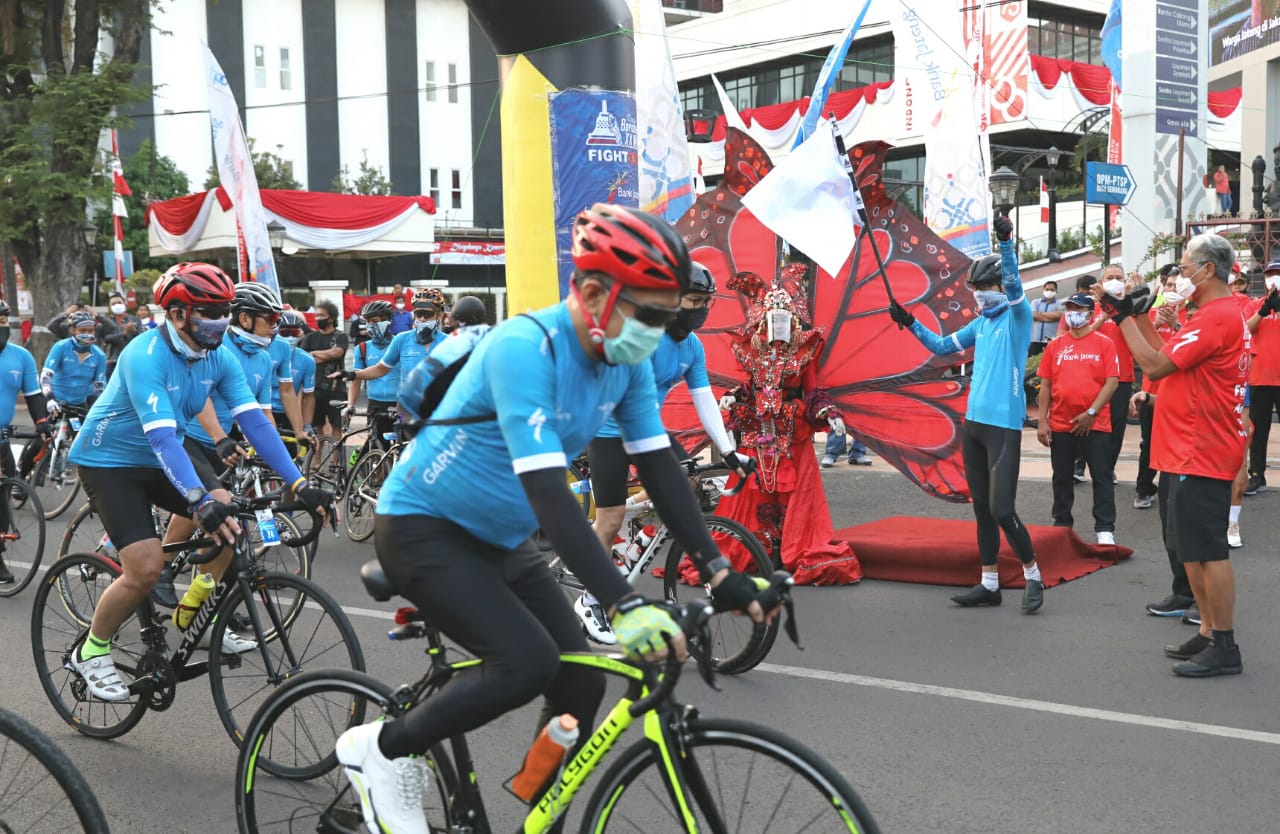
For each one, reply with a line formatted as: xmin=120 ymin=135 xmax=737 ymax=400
xmin=170 ymin=489 xmax=332 ymax=563
xmin=678 ymin=458 xmax=758 ymax=497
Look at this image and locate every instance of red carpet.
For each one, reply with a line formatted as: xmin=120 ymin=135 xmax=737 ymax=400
xmin=834 ymin=516 xmax=1132 ymax=589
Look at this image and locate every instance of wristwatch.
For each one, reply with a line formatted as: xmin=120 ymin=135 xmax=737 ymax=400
xmin=1087 ymin=407 xmax=1097 ymax=417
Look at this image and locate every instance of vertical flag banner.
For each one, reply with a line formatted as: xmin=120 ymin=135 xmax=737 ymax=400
xmin=967 ymin=0 xmax=1029 ymax=126
xmin=1100 ymin=0 xmax=1122 ymax=90
xmin=793 ymin=0 xmax=874 ymax=149
xmin=1040 ymin=176 xmax=1049 ymax=223
xmin=630 ymin=0 xmax=694 ymax=222
xmin=712 ymin=74 xmax=749 ymax=133
xmin=893 ymin=4 xmax=991 ymax=259
xmin=549 ymin=89 xmax=639 ymax=298
xmin=1107 ymin=80 xmax=1122 ymax=230
xmin=204 ymin=45 xmax=279 ymax=295
xmin=109 ymin=129 xmax=131 ymax=296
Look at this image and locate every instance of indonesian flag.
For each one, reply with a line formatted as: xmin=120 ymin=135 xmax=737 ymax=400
xmin=110 ymin=130 xmax=131 ymax=295
xmin=1040 ymin=176 xmax=1049 ymax=224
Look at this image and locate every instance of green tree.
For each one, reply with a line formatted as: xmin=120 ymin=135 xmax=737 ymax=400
xmin=332 ymin=152 xmax=393 ymax=195
xmin=204 ymin=137 xmax=302 ymax=191
xmin=0 ymin=0 xmax=152 ymax=361
xmin=94 ymin=139 xmax=189 ymax=275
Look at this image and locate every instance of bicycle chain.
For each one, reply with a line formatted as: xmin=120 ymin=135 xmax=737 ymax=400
xmin=136 ymin=650 xmax=177 ymax=711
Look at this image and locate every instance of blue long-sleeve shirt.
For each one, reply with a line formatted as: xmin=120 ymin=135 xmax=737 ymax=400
xmin=907 ymin=239 xmax=1031 ymax=431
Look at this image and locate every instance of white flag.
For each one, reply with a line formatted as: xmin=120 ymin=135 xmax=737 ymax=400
xmin=630 ymin=0 xmax=695 ymax=222
xmin=741 ymin=126 xmax=857 ymax=278
xmin=711 ymin=74 xmax=748 ymax=134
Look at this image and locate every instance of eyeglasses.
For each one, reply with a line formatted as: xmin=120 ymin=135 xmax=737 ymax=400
xmin=681 ymin=295 xmax=714 ymax=310
xmin=616 ymin=289 xmax=681 ymax=327
xmin=278 ymin=328 xmax=303 ymax=338
xmin=413 ymin=309 xmax=438 ymax=321
xmin=191 ymin=304 xmax=231 ymax=319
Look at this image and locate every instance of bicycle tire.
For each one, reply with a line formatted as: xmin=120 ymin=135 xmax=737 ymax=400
xmin=57 ymin=502 xmax=111 ymax=564
xmin=30 ymin=552 xmax=149 ymax=739
xmin=236 ymin=669 xmax=457 ymax=833
xmin=342 ymin=449 xmax=384 ymax=542
xmin=0 ymin=477 xmax=48 ymax=597
xmin=249 ymin=508 xmax=312 ymax=588
xmin=661 ymin=515 xmax=779 ymax=675
xmin=31 ymin=448 xmax=81 ymax=521
xmin=209 ymin=571 xmax=366 ymax=748
xmin=580 ymin=717 xmax=881 ymax=834
xmin=0 ymin=706 xmax=112 ymax=833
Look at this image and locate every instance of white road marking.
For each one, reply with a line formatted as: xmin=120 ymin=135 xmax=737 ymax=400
xmin=756 ymin=662 xmax=1280 ymax=746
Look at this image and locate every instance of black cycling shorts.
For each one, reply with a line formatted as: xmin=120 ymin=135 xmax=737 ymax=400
xmin=314 ymin=390 xmax=344 ymax=429
xmin=184 ymin=435 xmax=227 ymax=486
xmin=1165 ymin=474 xmax=1232 ymax=564
xmin=586 ymin=433 xmax=687 ymax=508
xmin=78 ymin=463 xmax=219 ymax=551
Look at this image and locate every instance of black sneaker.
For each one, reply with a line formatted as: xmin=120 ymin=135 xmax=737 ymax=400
xmin=1164 ymin=632 xmax=1210 ymax=660
xmin=0 ymin=556 xmax=12 ymax=585
xmin=1021 ymin=579 xmax=1044 ymax=614
xmin=1244 ymin=475 xmax=1266 ymax=496
xmin=951 ymin=584 xmax=1002 ymax=607
xmin=1181 ymin=606 xmax=1201 ymax=626
xmin=1146 ymin=594 xmax=1195 ymax=617
xmin=1172 ymin=642 xmax=1243 ymax=677
xmin=1072 ymin=464 xmax=1087 ymax=484
xmin=151 ymin=564 xmax=178 ymax=609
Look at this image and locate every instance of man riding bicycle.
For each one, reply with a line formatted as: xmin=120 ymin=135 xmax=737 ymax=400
xmin=0 ymin=299 xmax=49 ymax=584
xmin=273 ymin=310 xmax=316 ymax=441
xmin=334 ymin=288 xmax=446 ymax=395
xmin=67 ymin=263 xmax=330 ymax=701
xmin=343 ymin=299 xmax=401 ymax=448
xmin=336 ymin=204 xmax=769 ymax=834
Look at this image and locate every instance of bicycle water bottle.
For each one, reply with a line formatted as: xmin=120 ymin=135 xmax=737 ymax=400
xmin=173 ymin=572 xmax=216 ymax=630
xmin=622 ymin=525 xmax=656 ymax=569
xmin=510 ymin=714 xmax=579 ymax=802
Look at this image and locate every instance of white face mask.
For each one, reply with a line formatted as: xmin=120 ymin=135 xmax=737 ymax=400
xmin=110 ymin=303 xmax=126 ymax=315
xmin=1042 ymin=289 xmax=1056 ymax=299
xmin=766 ymin=309 xmax=793 ymax=344
xmin=973 ymin=289 xmax=1006 ymax=310
xmin=1065 ymin=310 xmax=1092 ymax=330
xmin=1266 ymin=275 xmax=1280 ymax=292
xmin=1173 ymin=265 xmax=1205 ymax=304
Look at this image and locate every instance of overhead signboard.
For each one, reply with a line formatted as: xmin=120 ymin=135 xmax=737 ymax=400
xmin=1086 ymin=162 xmax=1136 ymax=206
xmin=1210 ymin=0 xmax=1280 ymax=66
xmin=1155 ymin=0 xmax=1202 ymax=137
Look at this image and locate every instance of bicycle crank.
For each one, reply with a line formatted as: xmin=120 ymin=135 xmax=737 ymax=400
xmin=135 ymin=651 xmax=178 ymax=710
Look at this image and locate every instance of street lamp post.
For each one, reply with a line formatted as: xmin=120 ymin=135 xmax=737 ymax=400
xmin=989 ymin=165 xmax=1019 ymax=252
xmin=1045 ymin=146 xmax=1061 ymax=263
xmin=83 ymin=221 xmax=100 ymax=306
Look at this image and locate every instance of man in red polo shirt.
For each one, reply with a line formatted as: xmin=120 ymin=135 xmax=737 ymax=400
xmin=1037 ymin=292 xmax=1120 ymax=544
xmin=1103 ymin=232 xmax=1250 ymax=677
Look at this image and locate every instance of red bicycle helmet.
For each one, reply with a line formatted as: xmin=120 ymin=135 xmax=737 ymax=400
xmin=571 ymin=203 xmax=691 ymax=292
xmin=154 ymin=262 xmax=236 ymax=309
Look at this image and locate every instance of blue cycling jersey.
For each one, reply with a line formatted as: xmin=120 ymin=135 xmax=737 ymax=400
xmin=0 ymin=344 xmax=40 ymax=426
xmin=597 ymin=332 xmax=710 ymax=438
xmin=380 ymin=328 xmax=445 ymax=379
xmin=186 ymin=331 xmax=274 ymax=448
xmin=377 ymin=302 xmax=670 ymax=549
xmin=272 ymin=347 xmax=316 ymax=414
xmin=70 ymin=328 xmax=259 ymax=468
xmin=268 ymin=336 xmax=293 ymax=385
xmin=908 ymin=239 xmax=1032 ymax=431
xmin=42 ymin=339 xmax=107 ymax=405
xmin=356 ymin=338 xmax=399 ymax=402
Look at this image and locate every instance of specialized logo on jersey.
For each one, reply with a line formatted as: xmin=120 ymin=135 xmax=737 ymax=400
xmin=1170 ymin=329 xmax=1200 ymax=354
xmin=528 ymin=408 xmax=547 ymax=443
xmin=597 ymin=402 xmax=617 ymax=417
xmin=146 ymin=391 xmax=159 ymax=413
xmin=678 ymin=361 xmax=691 ymax=376
xmin=8 ymin=369 xmax=19 ymax=383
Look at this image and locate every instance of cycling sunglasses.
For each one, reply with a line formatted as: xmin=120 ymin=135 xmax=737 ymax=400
xmin=413 ymin=308 xmax=438 ymax=320
xmin=615 ymin=289 xmax=680 ymax=327
xmin=256 ymin=311 xmax=282 ymax=326
xmin=190 ymin=303 xmax=231 ymax=319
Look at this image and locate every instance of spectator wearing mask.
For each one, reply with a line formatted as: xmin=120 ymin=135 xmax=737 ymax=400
xmin=1037 ymin=292 xmax=1120 ymax=544
xmin=99 ymin=292 xmax=142 ymax=378
xmin=1030 ymin=280 xmax=1062 ymax=355
xmin=1132 ymin=266 xmax=1185 ymax=513
xmin=1213 ymin=164 xmax=1232 ymax=215
xmin=389 ymin=291 xmax=414 ymax=335
xmin=1243 ymin=262 xmax=1280 ymax=499
xmin=301 ymin=300 xmax=349 ymax=441
xmin=135 ymin=305 xmax=156 ymax=329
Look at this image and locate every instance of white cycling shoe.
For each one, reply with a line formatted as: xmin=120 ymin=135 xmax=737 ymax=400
xmin=198 ymin=627 xmax=258 ymax=654
xmin=336 ymin=721 xmax=430 ymax=834
xmin=67 ymin=645 xmax=131 ymax=702
xmin=574 ymin=594 xmax=618 ymax=646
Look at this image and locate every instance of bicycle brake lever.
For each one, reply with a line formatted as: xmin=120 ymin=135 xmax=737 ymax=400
xmin=782 ymin=595 xmax=802 ymax=650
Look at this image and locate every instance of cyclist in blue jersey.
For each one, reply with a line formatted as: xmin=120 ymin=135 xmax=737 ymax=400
xmin=335 ymin=288 xmax=446 ymax=394
xmin=343 ymin=299 xmax=401 ymax=448
xmin=268 ymin=326 xmax=308 ymax=444
xmin=20 ymin=312 xmax=107 ymax=483
xmin=579 ymin=261 xmax=756 ymax=644
xmin=273 ymin=311 xmax=316 ymax=438
xmin=334 ymin=205 xmax=769 ymax=834
xmin=0 ymin=299 xmax=50 ymax=584
xmin=66 ymin=263 xmax=331 ymax=701
xmin=889 ymin=214 xmax=1042 ymax=613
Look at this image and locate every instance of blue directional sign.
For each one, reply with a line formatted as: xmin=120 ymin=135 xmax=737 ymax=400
xmin=1154 ymin=0 xmax=1201 ymax=137
xmin=1157 ymin=55 xmax=1198 ymax=84
xmin=1086 ymin=162 xmax=1136 ymax=206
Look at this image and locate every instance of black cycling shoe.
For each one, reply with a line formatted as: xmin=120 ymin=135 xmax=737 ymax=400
xmin=1164 ymin=632 xmax=1210 ymax=660
xmin=151 ymin=564 xmax=179 ymax=609
xmin=1146 ymin=593 xmax=1195 ymax=617
xmin=1181 ymin=606 xmax=1202 ymax=626
xmin=1172 ymin=643 xmax=1243 ymax=677
xmin=951 ymin=584 xmax=1002 ymax=607
xmin=0 ymin=556 xmax=13 ymax=585
xmin=1021 ymin=579 xmax=1044 ymax=614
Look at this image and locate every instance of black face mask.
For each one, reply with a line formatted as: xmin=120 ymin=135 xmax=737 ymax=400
xmin=666 ymin=307 xmax=710 ymax=342
xmin=0 ymin=326 xmax=9 ymax=351
xmin=315 ymin=317 xmax=333 ymax=330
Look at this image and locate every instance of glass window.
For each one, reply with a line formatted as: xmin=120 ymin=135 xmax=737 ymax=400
xmin=451 ymin=169 xmax=462 ymax=210
xmin=254 ymin=45 xmax=266 ymax=88
xmin=448 ymin=63 xmax=458 ymax=104
xmin=429 ymin=168 xmax=439 ymax=204
xmin=279 ymin=48 xmax=291 ymax=90
xmin=425 ymin=61 xmax=436 ymax=102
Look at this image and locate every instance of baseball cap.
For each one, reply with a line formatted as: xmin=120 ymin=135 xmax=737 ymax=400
xmin=1064 ymin=292 xmax=1096 ymax=310
xmin=1264 ymin=260 xmax=1280 ymax=274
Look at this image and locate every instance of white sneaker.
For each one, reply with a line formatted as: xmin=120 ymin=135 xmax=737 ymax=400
xmin=820 ymin=455 xmax=835 ymax=468
xmin=1097 ymin=531 xmax=1116 ymax=546
xmin=67 ymin=644 xmax=130 ymax=702
xmin=336 ymin=722 xmax=429 ymax=834
xmin=197 ymin=626 xmax=258 ymax=654
xmin=1227 ymin=522 xmax=1243 ymax=549
xmin=574 ymin=594 xmax=618 ymax=645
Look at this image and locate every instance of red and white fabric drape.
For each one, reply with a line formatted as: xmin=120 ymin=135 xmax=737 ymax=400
xmin=110 ymin=130 xmax=132 ymax=295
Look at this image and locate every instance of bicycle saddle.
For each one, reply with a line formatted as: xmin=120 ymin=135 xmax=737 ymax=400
xmin=360 ymin=559 xmax=395 ymax=602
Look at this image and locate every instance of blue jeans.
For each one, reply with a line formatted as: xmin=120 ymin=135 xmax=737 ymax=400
xmin=823 ymin=432 xmax=867 ymax=461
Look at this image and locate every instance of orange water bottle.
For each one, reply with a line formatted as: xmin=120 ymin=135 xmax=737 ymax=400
xmin=511 ymin=714 xmax=579 ymax=802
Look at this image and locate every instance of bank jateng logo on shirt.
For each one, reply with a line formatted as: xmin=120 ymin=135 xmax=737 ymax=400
xmin=550 ymin=89 xmax=639 ymax=300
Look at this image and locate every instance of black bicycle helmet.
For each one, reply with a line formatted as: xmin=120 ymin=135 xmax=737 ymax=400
xmin=231 ymin=282 xmax=284 ymax=317
xmin=68 ymin=311 xmax=97 ymax=329
xmin=687 ymin=261 xmax=716 ymax=295
xmin=449 ymin=295 xmax=488 ymax=326
xmin=967 ymin=254 xmax=1004 ymax=289
xmin=361 ymin=300 xmax=394 ymax=320
xmin=278 ymin=310 xmax=307 ymax=334
xmin=0 ymin=300 xmax=10 ymax=317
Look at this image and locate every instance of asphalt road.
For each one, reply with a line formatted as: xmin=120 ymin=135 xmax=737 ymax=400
xmin=2 ymin=457 xmax=1279 ymax=833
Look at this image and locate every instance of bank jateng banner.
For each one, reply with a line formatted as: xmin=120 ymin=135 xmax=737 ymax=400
xmin=550 ymin=89 xmax=639 ymax=298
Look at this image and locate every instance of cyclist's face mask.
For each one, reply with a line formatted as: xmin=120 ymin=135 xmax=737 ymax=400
xmin=367 ymin=319 xmax=391 ymax=343
xmin=72 ymin=329 xmax=96 ymax=351
xmin=0 ymin=323 xmax=11 ymax=350
xmin=413 ymin=309 xmax=439 ymax=342
xmin=184 ymin=304 xmax=231 ymax=351
xmin=667 ymin=295 xmax=712 ymax=342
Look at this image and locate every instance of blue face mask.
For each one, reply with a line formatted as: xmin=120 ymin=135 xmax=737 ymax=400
xmin=189 ymin=314 xmax=230 ymax=350
xmin=368 ymin=320 xmax=391 ymax=343
xmin=165 ymin=318 xmax=206 ymax=359
xmin=973 ymin=289 xmax=1009 ymax=319
xmin=228 ymin=325 xmax=270 ymax=353
xmin=413 ymin=319 xmax=438 ymax=342
xmin=72 ymin=333 xmax=95 ymax=352
xmin=281 ymin=335 xmax=300 ymax=348
xmin=603 ymin=315 xmax=666 ymax=365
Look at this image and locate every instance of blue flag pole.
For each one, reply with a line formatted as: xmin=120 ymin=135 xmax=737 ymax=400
xmin=793 ymin=0 xmax=874 ymax=150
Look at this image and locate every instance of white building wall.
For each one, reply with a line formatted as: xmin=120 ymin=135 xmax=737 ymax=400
xmin=149 ymin=0 xmax=212 ymax=189
xmin=335 ymin=0 xmax=391 ymax=182
xmin=243 ymin=0 xmax=309 ymax=188
xmin=418 ymin=0 xmax=474 ymax=226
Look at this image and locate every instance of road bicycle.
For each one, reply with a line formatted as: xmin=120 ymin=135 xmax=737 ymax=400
xmin=0 ymin=706 xmax=110 ymax=833
xmin=31 ymin=490 xmax=364 ymax=748
xmin=234 ymin=561 xmax=882 ymax=833
xmin=554 ymin=459 xmax=778 ymax=674
xmin=0 ymin=427 xmax=47 ymax=598
xmin=342 ymin=410 xmax=408 ymax=543
xmin=22 ymin=404 xmax=87 ymax=520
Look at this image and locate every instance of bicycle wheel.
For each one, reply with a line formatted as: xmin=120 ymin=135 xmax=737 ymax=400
xmin=342 ymin=449 xmax=383 ymax=542
xmin=31 ymin=447 xmax=81 ymax=520
xmin=56 ymin=501 xmax=116 ymax=564
xmin=662 ymin=515 xmax=778 ymax=675
xmin=209 ymin=571 xmax=365 ymax=747
xmin=0 ymin=706 xmax=111 ymax=833
xmin=0 ymin=477 xmax=47 ymax=597
xmin=581 ymin=717 xmax=881 ymax=834
xmin=248 ymin=509 xmax=311 ymax=584
xmin=30 ymin=552 xmax=150 ymax=739
xmin=236 ymin=669 xmax=457 ymax=832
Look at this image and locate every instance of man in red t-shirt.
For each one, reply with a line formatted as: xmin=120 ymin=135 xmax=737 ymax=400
xmin=1244 ymin=261 xmax=1280 ymax=495
xmin=1037 ymin=292 xmax=1120 ymax=544
xmin=1102 ymin=233 xmax=1250 ymax=678
xmin=1132 ymin=265 xmax=1187 ymax=515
